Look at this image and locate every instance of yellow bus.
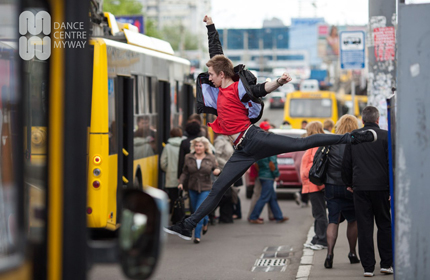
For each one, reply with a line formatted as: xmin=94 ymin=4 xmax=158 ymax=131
xmin=87 ymin=15 xmax=194 ymax=231
xmin=337 ymin=94 xmax=368 ymax=119
xmin=283 ymin=90 xmax=339 ymax=129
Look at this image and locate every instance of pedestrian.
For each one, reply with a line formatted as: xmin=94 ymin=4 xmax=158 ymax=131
xmin=248 ymin=123 xmax=289 ymax=224
xmin=247 ymin=122 xmax=275 ymax=221
xmin=323 ymin=115 xmax=360 ymax=269
xmin=177 ymin=121 xmax=201 ymax=186
xmin=164 ymin=15 xmax=376 ymax=241
xmin=300 ymin=121 xmax=328 ymax=251
xmin=213 ymin=133 xmax=235 ymax=223
xmin=247 ymin=165 xmax=274 ymax=222
xmin=301 ymin=120 xmax=308 ymax=129
xmin=178 ymin=137 xmax=220 ymax=244
xmin=160 ymin=127 xmax=183 ymax=214
xmin=342 ymin=106 xmax=393 ymax=277
xmin=323 ymin=119 xmax=334 ymax=133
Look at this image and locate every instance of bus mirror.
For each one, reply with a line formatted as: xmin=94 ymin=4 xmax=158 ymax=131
xmin=119 ymin=188 xmax=168 ymax=279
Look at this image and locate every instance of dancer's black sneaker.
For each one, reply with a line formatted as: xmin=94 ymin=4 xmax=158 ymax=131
xmin=164 ymin=221 xmax=192 ymax=240
xmin=350 ymin=129 xmax=377 ymax=144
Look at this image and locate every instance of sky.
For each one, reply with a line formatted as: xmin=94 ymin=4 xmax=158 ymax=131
xmin=211 ymin=0 xmax=369 ymax=28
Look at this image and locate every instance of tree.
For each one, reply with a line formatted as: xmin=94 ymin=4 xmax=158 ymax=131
xmin=161 ymin=24 xmax=199 ymax=51
xmin=103 ymin=0 xmax=143 ymax=16
xmin=145 ymin=18 xmax=162 ymax=39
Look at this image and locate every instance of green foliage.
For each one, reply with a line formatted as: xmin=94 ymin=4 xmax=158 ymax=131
xmin=161 ymin=25 xmax=199 ymax=51
xmin=145 ymin=19 xmax=162 ymax=39
xmin=103 ymin=0 xmax=143 ymax=16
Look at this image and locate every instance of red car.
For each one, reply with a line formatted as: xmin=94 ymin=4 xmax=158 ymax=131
xmin=245 ymin=128 xmax=306 ymax=198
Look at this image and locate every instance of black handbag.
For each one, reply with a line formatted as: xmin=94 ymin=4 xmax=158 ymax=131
xmin=171 ymin=190 xmax=185 ymax=224
xmin=309 ymin=146 xmax=330 ymax=186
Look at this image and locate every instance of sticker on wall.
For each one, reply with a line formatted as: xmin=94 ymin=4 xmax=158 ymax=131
xmin=373 ymin=27 xmax=395 ymax=61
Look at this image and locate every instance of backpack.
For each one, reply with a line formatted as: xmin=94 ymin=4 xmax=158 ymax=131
xmin=309 ymin=146 xmax=331 ymax=186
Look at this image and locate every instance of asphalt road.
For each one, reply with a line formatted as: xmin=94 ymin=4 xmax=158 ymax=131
xmin=89 ymin=188 xmax=313 ymax=280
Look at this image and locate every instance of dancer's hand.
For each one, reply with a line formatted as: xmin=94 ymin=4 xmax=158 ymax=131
xmin=277 ymin=73 xmax=292 ymax=85
xmin=203 ymin=15 xmax=213 ymax=25
xmin=347 ymin=187 xmax=353 ymax=193
xmin=178 ymin=184 xmax=183 ymax=190
xmin=213 ymin=168 xmax=221 ymax=176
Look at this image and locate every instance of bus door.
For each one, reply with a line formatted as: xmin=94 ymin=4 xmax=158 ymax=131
xmin=157 ymin=81 xmax=170 ymax=189
xmin=114 ymin=76 xmax=135 ymax=224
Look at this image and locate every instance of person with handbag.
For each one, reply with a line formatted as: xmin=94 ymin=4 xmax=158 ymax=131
xmin=301 ymin=121 xmax=328 ymax=250
xmin=178 ymin=137 xmax=220 ymax=244
xmin=323 ymin=115 xmax=360 ymax=269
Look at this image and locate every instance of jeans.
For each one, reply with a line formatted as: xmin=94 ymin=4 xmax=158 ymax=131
xmin=188 ymin=190 xmax=210 ymax=239
xmin=249 ymin=179 xmax=283 ymax=220
xmin=184 ymin=125 xmax=350 ymax=228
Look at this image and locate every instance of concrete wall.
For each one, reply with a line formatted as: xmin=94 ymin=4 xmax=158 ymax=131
xmin=396 ymin=2 xmax=430 ymax=278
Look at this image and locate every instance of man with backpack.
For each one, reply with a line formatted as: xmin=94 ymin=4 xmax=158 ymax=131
xmin=164 ymin=16 xmax=377 ymax=241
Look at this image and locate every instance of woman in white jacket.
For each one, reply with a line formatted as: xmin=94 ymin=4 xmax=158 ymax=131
xmin=160 ymin=127 xmax=183 ymax=213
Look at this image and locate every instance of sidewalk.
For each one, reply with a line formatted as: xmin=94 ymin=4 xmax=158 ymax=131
xmin=297 ymin=223 xmax=394 ymax=280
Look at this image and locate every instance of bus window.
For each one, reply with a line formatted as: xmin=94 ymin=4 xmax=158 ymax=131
xmin=134 ymin=76 xmax=156 ymax=158
xmin=170 ymin=81 xmax=183 ymax=128
xmin=108 ymin=78 xmax=117 ymax=155
xmin=0 ymin=44 xmax=20 ymax=266
xmin=289 ymin=99 xmax=332 ymax=118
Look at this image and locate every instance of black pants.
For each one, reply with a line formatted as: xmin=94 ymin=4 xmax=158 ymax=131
xmin=184 ymin=125 xmax=350 ymax=228
xmin=165 ymin=188 xmax=179 ymax=214
xmin=354 ymin=190 xmax=392 ymax=272
xmin=309 ymin=191 xmax=328 ymax=246
xmin=218 ymin=188 xmax=234 ymax=223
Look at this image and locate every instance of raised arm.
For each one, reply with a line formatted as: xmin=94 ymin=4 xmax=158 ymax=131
xmin=203 ymin=15 xmax=223 ymax=58
xmin=264 ymin=72 xmax=292 ymax=93
xmin=249 ymin=72 xmax=293 ymax=98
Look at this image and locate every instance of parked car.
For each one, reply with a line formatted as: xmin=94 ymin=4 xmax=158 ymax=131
xmin=245 ymin=128 xmax=306 ymax=198
xmin=269 ymin=91 xmax=285 ymax=109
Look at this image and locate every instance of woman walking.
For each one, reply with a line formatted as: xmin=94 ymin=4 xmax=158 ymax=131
xmin=323 ymin=115 xmax=360 ymax=268
xmin=178 ymin=137 xmax=220 ymax=243
xmin=301 ymin=122 xmax=328 ymax=250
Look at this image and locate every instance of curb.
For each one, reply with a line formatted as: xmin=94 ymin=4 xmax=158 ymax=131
xmin=296 ymin=226 xmax=314 ymax=279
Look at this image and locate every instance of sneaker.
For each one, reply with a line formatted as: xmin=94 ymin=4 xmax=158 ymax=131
xmin=303 ymin=242 xmax=315 ymax=249
xmin=380 ymin=267 xmax=394 ymax=274
xmin=310 ymin=244 xmax=327 ymax=250
xmin=350 ymin=129 xmax=377 ymax=144
xmin=363 ymin=272 xmax=374 ymax=277
xmin=164 ymin=221 xmax=192 ymax=240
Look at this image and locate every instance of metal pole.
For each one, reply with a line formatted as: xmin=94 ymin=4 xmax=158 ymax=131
xmin=386 ymin=95 xmax=395 ymax=271
xmin=351 ymin=80 xmax=355 ymax=116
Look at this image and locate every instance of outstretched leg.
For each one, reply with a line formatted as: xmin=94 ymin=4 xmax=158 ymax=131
xmin=184 ymin=149 xmax=255 ymax=228
xmin=242 ymin=126 xmax=351 ymax=161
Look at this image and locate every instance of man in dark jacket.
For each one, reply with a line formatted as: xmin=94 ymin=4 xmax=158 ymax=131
xmin=342 ymin=106 xmax=393 ymax=277
xmin=164 ymin=16 xmax=378 ymax=241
